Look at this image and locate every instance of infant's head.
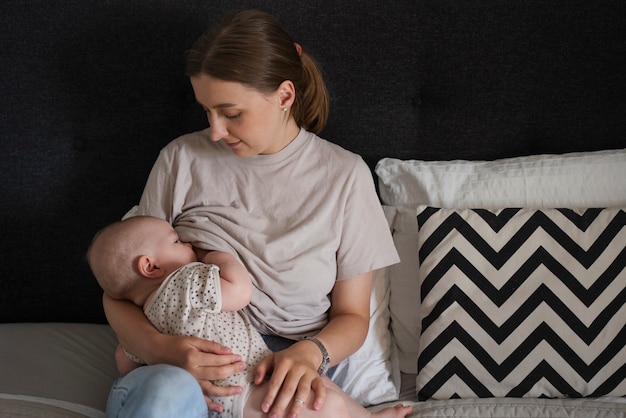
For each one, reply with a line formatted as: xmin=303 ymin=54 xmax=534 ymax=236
xmin=87 ymin=216 xmax=196 ymax=301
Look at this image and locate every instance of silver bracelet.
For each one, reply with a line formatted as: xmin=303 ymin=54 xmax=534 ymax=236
xmin=302 ymin=336 xmax=331 ymax=375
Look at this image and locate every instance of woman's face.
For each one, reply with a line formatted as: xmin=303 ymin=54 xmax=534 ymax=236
xmin=190 ymin=74 xmax=298 ymax=157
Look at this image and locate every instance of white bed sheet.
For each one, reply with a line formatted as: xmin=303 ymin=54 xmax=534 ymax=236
xmin=0 ymin=323 xmax=118 ymax=412
xmin=0 ymin=394 xmax=105 ymax=418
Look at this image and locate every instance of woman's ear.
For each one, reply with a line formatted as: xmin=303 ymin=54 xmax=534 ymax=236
xmin=137 ymin=255 xmax=163 ymax=279
xmin=277 ymin=80 xmax=296 ymax=109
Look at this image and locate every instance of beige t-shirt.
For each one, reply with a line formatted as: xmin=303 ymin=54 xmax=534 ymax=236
xmin=136 ymin=128 xmax=399 ymax=337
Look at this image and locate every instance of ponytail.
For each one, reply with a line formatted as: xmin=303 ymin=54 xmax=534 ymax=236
xmin=293 ymin=47 xmax=329 ymax=134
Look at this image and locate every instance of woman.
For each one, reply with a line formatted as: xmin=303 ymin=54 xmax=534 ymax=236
xmin=103 ymin=9 xmax=401 ymax=418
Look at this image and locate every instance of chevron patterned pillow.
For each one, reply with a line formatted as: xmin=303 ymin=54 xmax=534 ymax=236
xmin=415 ymin=205 xmax=626 ymax=400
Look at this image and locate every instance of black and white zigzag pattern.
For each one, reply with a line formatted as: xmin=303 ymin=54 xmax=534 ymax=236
xmin=415 ymin=206 xmax=626 ymax=401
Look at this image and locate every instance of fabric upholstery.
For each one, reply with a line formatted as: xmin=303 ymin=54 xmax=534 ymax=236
xmin=2 ymin=0 xmax=626 ymax=324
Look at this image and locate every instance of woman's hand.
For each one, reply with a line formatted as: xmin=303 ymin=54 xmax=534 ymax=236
xmin=155 ymin=333 xmax=248 ymax=411
xmin=253 ymin=343 xmax=327 ymax=418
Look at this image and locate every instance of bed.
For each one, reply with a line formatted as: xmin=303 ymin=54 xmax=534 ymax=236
xmin=1 ymin=1 xmax=625 ymax=416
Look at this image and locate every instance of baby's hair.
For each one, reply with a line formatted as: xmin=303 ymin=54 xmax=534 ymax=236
xmin=185 ymin=9 xmax=329 ymax=133
xmin=86 ymin=218 xmax=145 ymax=300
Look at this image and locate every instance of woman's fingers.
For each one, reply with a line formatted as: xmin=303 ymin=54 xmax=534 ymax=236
xmin=262 ymin=362 xmax=321 ymax=417
xmin=199 ymin=380 xmax=244 ymax=411
xmin=257 ymin=342 xmax=329 ymax=417
xmin=309 ymin=376 xmax=326 ymax=411
xmin=193 ymin=337 xmax=235 ymax=355
xmin=288 ymin=375 xmax=326 ymax=417
xmin=253 ymin=352 xmax=274 ymax=384
xmin=260 ymin=365 xmax=287 ymax=414
xmin=163 ymin=335 xmax=248 ymax=403
xmin=203 ymin=395 xmax=225 ymax=413
xmin=192 ymin=354 xmax=246 ymax=381
xmin=172 ymin=336 xmax=246 ymax=381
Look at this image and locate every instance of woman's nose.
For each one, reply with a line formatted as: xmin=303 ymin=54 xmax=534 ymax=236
xmin=208 ymin=117 xmax=227 ymax=142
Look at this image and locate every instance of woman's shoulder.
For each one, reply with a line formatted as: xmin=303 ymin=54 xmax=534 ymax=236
xmin=160 ymin=128 xmax=228 ymax=159
xmin=165 ymin=128 xmax=211 ymax=150
xmin=304 ymin=130 xmax=364 ymax=168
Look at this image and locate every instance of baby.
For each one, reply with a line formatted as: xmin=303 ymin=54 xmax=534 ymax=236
xmin=87 ymin=216 xmax=412 ymax=418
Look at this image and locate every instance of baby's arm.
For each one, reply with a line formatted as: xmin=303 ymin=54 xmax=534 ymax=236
xmin=201 ymin=251 xmax=253 ymax=312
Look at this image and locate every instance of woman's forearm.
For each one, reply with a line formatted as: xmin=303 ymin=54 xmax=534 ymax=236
xmin=311 ymin=271 xmax=373 ymax=367
xmin=315 ymin=311 xmax=369 ymax=367
xmin=103 ymin=293 xmax=165 ymax=364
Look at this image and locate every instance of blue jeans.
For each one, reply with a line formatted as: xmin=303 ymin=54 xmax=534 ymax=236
xmin=106 ymin=364 xmax=208 ymax=418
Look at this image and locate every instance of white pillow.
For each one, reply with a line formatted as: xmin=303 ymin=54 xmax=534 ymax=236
xmin=377 ymin=149 xmax=626 ymax=210
xmin=375 ymin=149 xmax=626 ymax=373
xmin=332 ymin=205 xmax=400 ymax=406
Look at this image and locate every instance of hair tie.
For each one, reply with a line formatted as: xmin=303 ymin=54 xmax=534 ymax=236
xmin=294 ymin=42 xmax=302 ymax=57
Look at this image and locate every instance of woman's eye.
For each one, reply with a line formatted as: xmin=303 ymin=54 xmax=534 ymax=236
xmin=225 ymin=113 xmax=241 ymax=120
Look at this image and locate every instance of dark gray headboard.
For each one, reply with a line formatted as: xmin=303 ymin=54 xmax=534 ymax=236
xmin=2 ymin=0 xmax=625 ymax=323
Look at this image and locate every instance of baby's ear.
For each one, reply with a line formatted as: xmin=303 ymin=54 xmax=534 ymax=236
xmin=137 ymin=255 xmax=162 ymax=279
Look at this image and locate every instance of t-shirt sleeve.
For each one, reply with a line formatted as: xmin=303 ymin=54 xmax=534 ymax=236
xmin=135 ymin=145 xmax=177 ymax=222
xmin=336 ymin=158 xmax=399 ymax=280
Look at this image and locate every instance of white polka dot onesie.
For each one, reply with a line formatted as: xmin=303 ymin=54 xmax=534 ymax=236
xmin=134 ymin=261 xmax=272 ymax=417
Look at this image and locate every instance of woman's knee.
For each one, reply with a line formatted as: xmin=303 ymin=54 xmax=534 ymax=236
xmin=106 ymin=364 xmax=207 ymax=418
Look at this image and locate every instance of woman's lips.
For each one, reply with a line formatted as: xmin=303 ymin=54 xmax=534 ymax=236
xmin=225 ymin=140 xmax=241 ymax=148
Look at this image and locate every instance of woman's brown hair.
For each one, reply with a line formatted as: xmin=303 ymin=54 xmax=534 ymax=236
xmin=185 ymin=9 xmax=329 ymax=134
